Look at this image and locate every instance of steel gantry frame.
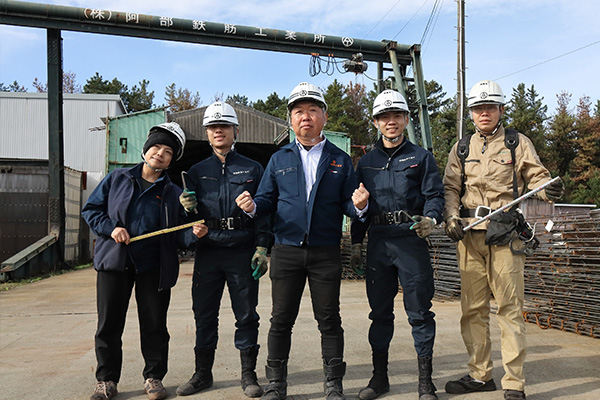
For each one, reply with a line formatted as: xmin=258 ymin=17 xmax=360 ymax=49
xmin=0 ymin=0 xmax=432 ymax=263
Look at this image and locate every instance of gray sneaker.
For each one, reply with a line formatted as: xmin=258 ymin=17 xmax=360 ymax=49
xmin=144 ymin=378 xmax=167 ymax=400
xmin=90 ymin=381 xmax=118 ymax=400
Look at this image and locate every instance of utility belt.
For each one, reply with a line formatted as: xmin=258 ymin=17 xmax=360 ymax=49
xmin=204 ymin=217 xmax=252 ymax=231
xmin=460 ymin=206 xmax=494 ymax=218
xmin=462 ymin=205 xmax=539 ymax=256
xmin=372 ymin=210 xmax=413 ymax=225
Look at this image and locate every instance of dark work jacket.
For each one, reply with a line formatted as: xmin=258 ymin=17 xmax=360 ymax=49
xmin=82 ymin=163 xmax=195 ymax=290
xmin=184 ymin=150 xmax=272 ymax=249
xmin=351 ymin=137 xmax=445 ymax=243
xmin=254 ymin=139 xmax=357 ymax=247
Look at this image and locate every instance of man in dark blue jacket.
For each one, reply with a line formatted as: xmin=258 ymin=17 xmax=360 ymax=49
xmin=83 ymin=122 xmax=204 ymax=400
xmin=351 ymin=90 xmax=444 ymax=400
xmin=176 ymin=102 xmax=272 ymax=398
xmin=236 ymin=82 xmax=358 ymax=400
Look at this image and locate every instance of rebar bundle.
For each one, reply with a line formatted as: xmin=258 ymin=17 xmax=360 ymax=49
xmin=340 ymin=210 xmax=600 ymax=338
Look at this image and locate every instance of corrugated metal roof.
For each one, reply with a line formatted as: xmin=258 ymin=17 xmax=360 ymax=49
xmin=170 ymin=103 xmax=289 ymax=145
xmin=0 ymin=92 xmax=126 ymax=173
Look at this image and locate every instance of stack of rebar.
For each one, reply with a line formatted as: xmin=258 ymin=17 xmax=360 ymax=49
xmin=340 ymin=211 xmax=599 ymax=338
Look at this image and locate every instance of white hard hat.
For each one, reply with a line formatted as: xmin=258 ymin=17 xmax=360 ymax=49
xmin=144 ymin=121 xmax=186 ymax=161
xmin=203 ymin=102 xmax=239 ymax=126
xmin=287 ymin=82 xmax=327 ymax=112
xmin=372 ymin=89 xmax=409 ymax=118
xmin=467 ymin=80 xmax=505 ymax=108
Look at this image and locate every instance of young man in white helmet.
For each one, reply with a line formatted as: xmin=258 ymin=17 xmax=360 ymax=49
xmin=236 ymin=82 xmax=358 ymax=400
xmin=350 ymin=89 xmax=444 ymax=400
xmin=176 ymin=102 xmax=272 ymax=398
xmin=442 ymin=80 xmax=564 ymax=400
xmin=82 ymin=122 xmax=206 ymax=400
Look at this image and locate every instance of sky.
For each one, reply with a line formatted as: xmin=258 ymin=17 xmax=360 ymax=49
xmin=1 ymin=0 xmax=599 ymax=115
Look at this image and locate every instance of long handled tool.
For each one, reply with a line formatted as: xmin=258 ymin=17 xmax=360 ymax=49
xmin=462 ymin=177 xmax=560 ymax=232
xmin=129 ymin=220 xmax=205 ymax=243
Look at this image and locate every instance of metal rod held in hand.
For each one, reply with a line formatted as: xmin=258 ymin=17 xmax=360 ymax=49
xmin=129 ymin=220 xmax=205 ymax=243
xmin=462 ymin=177 xmax=560 ymax=232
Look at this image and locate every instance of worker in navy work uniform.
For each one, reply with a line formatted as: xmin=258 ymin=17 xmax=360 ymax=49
xmin=83 ymin=122 xmax=206 ymax=400
xmin=350 ymin=90 xmax=445 ymax=400
xmin=177 ymin=102 xmax=272 ymax=398
xmin=236 ymin=82 xmax=358 ymax=400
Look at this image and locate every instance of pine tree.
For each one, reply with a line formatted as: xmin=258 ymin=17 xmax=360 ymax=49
xmin=505 ymin=83 xmax=549 ymax=161
xmin=568 ymin=96 xmax=600 ymax=202
xmin=164 ymin=83 xmax=201 ymax=112
xmin=546 ymin=91 xmax=577 ymax=178
xmin=0 ymin=80 xmax=26 ymax=92
xmin=251 ymin=92 xmax=287 ymax=120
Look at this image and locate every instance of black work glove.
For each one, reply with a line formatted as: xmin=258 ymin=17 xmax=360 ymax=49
xmin=545 ymin=177 xmax=564 ymax=202
xmin=410 ymin=216 xmax=436 ymax=238
xmin=350 ymin=244 xmax=365 ymax=276
xmin=445 ymin=215 xmax=466 ymax=242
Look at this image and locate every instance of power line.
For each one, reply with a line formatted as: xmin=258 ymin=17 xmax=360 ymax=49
xmin=392 ymin=0 xmax=430 ymax=41
xmin=494 ymin=40 xmax=600 ymax=81
xmin=420 ymin=0 xmax=443 ymax=46
xmin=364 ymin=0 xmax=403 ymax=39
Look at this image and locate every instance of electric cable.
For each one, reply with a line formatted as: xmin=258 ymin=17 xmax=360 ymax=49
xmin=494 ymin=40 xmax=600 ymax=81
xmin=364 ymin=0 xmax=403 ymax=39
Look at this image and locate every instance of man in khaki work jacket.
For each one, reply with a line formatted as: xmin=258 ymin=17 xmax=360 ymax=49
xmin=442 ymin=80 xmax=564 ymax=400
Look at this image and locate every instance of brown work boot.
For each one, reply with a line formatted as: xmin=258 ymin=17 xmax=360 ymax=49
xmin=90 ymin=381 xmax=118 ymax=400
xmin=144 ymin=378 xmax=167 ymax=400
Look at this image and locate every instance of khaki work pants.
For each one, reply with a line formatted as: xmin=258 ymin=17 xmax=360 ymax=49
xmin=457 ymin=230 xmax=526 ymax=391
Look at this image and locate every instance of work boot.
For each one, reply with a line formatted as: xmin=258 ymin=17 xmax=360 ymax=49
xmin=90 ymin=381 xmax=118 ymax=400
xmin=417 ymin=356 xmax=438 ymax=400
xmin=323 ymin=358 xmax=346 ymax=400
xmin=241 ymin=346 xmax=264 ymax=398
xmin=358 ymin=351 xmax=390 ymax=400
xmin=504 ymin=389 xmax=527 ymax=399
xmin=445 ymin=374 xmax=496 ymax=394
xmin=261 ymin=359 xmax=288 ymax=400
xmin=176 ymin=348 xmax=215 ymax=396
xmin=144 ymin=378 xmax=167 ymax=400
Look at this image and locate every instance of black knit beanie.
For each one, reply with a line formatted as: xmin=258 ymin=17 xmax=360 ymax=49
xmin=142 ymin=129 xmax=180 ymax=158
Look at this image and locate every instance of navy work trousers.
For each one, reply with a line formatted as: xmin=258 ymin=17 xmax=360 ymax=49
xmin=95 ymin=266 xmax=171 ymax=382
xmin=192 ymin=246 xmax=259 ymax=351
xmin=366 ymin=235 xmax=436 ymax=357
xmin=267 ymin=244 xmax=344 ymax=363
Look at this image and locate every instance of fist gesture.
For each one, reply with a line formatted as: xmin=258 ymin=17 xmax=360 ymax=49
xmin=236 ymin=191 xmax=256 ymax=213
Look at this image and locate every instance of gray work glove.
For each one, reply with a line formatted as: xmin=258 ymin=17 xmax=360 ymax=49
xmin=350 ymin=243 xmax=365 ymax=276
xmin=251 ymin=246 xmax=268 ymax=280
xmin=544 ymin=177 xmax=564 ymax=202
xmin=410 ymin=215 xmax=436 ymax=238
xmin=179 ymin=190 xmax=197 ymax=213
xmin=445 ymin=215 xmax=466 ymax=242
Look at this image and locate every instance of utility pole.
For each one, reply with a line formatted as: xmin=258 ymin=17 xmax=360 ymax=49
xmin=456 ymin=0 xmax=466 ymax=139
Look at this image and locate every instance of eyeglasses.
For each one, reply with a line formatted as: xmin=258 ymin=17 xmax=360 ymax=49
xmin=471 ymin=104 xmax=500 ymax=113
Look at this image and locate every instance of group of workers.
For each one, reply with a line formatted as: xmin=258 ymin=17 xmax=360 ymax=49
xmin=82 ymin=79 xmax=564 ymax=400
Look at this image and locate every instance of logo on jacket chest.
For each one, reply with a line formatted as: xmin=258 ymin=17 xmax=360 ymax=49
xmin=330 ymin=160 xmax=342 ymax=168
xmin=233 ymin=170 xmax=250 ymax=175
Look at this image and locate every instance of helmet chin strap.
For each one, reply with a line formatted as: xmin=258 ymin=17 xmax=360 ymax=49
xmin=379 ymin=128 xmax=402 ymax=143
xmin=211 ymin=142 xmax=236 ymax=157
xmin=382 ymin=134 xmax=402 ymax=143
xmin=142 ymin=155 xmax=168 ymax=172
xmin=475 ymin=118 xmax=503 ymax=137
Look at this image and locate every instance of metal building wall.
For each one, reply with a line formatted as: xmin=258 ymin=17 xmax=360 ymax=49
xmin=0 ymin=92 xmax=126 ymax=173
xmin=106 ymin=108 xmax=166 ymax=171
xmin=170 ymin=103 xmax=289 ymax=144
xmin=0 ymin=161 xmax=48 ymax=262
xmin=0 ymin=160 xmax=85 ymax=264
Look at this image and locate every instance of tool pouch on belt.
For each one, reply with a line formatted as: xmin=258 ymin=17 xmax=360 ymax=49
xmin=485 ymin=207 xmax=520 ymax=246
